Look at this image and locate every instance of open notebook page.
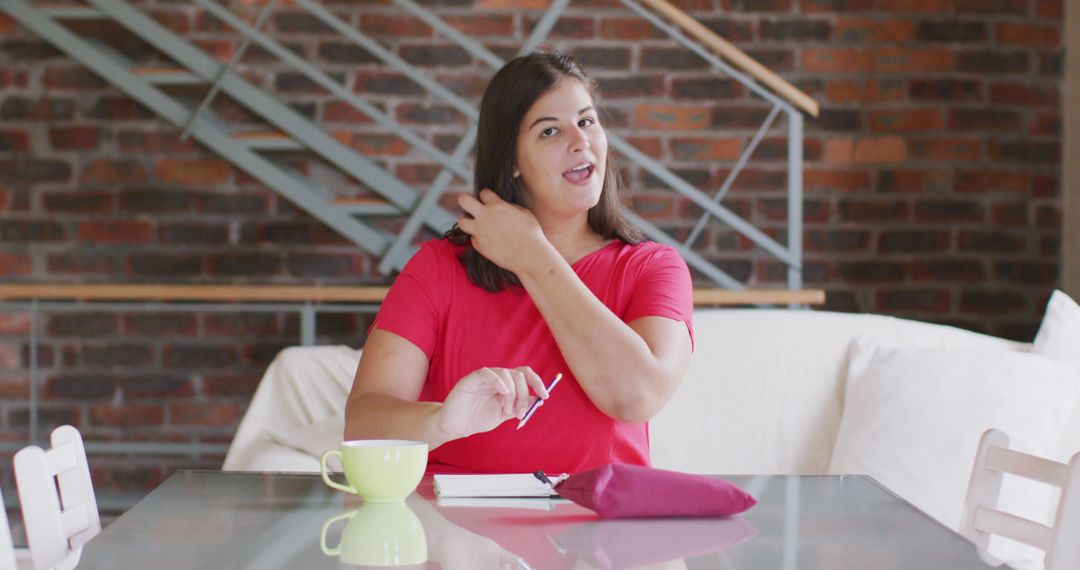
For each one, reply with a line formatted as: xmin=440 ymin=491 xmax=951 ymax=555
xmin=433 ymin=473 xmax=557 ymax=498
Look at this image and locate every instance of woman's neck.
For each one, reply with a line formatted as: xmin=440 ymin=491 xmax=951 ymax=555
xmin=537 ymin=213 xmax=609 ymax=265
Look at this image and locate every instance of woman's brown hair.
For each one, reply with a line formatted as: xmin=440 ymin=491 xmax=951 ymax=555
xmin=444 ymin=51 xmax=642 ymax=292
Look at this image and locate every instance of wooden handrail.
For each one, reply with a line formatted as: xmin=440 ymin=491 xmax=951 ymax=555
xmin=638 ymin=0 xmax=820 ymax=118
xmin=0 ymin=284 xmax=825 ymax=306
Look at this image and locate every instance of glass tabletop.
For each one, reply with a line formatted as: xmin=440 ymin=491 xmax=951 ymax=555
xmin=76 ymin=470 xmax=1008 ymax=569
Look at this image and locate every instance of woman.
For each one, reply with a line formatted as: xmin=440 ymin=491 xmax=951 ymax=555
xmin=344 ymin=51 xmax=693 ymax=474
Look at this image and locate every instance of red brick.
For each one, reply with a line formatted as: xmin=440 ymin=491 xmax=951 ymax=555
xmin=834 ymin=18 xmax=913 ymax=43
xmin=0 ymin=129 xmax=28 ymax=152
xmin=0 ymin=314 xmax=30 ymax=335
xmin=948 ymin=108 xmax=1023 ymax=132
xmin=155 ymin=159 xmax=233 ymax=185
xmin=42 ymin=66 xmax=108 ymax=90
xmin=80 ymin=159 xmax=148 ymax=185
xmin=331 ymin=131 xmax=411 ymax=156
xmin=1031 ymin=112 xmax=1060 ymax=136
xmin=599 ymin=18 xmax=667 ymax=40
xmin=203 ymin=373 xmax=262 ymax=397
xmin=802 ymin=48 xmax=874 ymax=73
xmin=635 ymin=105 xmax=711 ymax=131
xmin=323 ymin=101 xmax=375 ymax=124
xmin=878 ymin=229 xmax=950 ymax=253
xmin=825 ymin=79 xmax=905 ymax=104
xmin=954 ymin=0 xmax=1026 ymax=14
xmin=878 ymin=0 xmax=948 ymax=10
xmin=123 ymin=314 xmax=197 ymax=337
xmin=913 ymin=259 xmax=986 ymax=282
xmin=1037 ymin=0 xmax=1063 ymax=18
xmin=77 ymin=220 xmax=154 ymax=244
xmin=805 ymin=229 xmax=870 ymax=253
xmin=445 ymin=14 xmax=514 ymax=37
xmin=117 ymin=130 xmax=198 ymax=153
xmin=49 ymin=127 xmax=101 ymax=151
xmin=824 ymin=137 xmax=906 ymax=164
xmin=875 ymin=47 xmax=954 ymax=73
xmin=192 ymin=39 xmax=233 ymax=63
xmin=996 ymin=23 xmax=1061 ymax=48
xmin=630 ymin=194 xmax=675 ymax=221
xmin=669 ymin=137 xmax=741 ymax=161
xmin=48 ymin=252 xmax=122 ymax=275
xmin=0 ymin=377 xmax=28 ymax=399
xmin=876 ymin=289 xmax=951 ymax=312
xmin=1033 ymin=174 xmax=1060 ymax=198
xmin=868 ymin=109 xmax=943 ymax=133
xmin=170 ymin=403 xmax=243 ymax=427
xmin=915 ymin=199 xmax=983 ymax=223
xmin=359 ymin=13 xmax=432 ymax=38
xmin=804 ymin=169 xmax=870 ymax=192
xmin=0 ymin=253 xmax=32 ymax=277
xmin=0 ymin=13 xmax=13 ymax=33
xmin=908 ymin=138 xmax=981 ymax=161
xmin=988 ymin=82 xmax=1059 ymax=106
xmin=627 ymin=137 xmax=663 ymax=160
xmin=838 ymin=199 xmax=909 ymax=222
xmin=479 ymin=0 xmax=546 ymax=6
xmin=954 ymin=170 xmax=1030 ymax=193
xmin=837 ymin=261 xmax=907 ymax=284
xmin=803 ymin=48 xmax=951 ymax=73
xmin=991 ymin=201 xmax=1029 ymax=226
xmin=960 ymin=290 xmax=1026 ymax=314
xmin=89 ymin=404 xmax=165 ymax=427
xmin=876 ymin=169 xmax=947 ymax=193
xmin=958 ymin=230 xmax=1027 ymax=253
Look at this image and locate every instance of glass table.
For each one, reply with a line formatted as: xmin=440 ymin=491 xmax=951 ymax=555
xmin=76 ymin=471 xmax=1010 ymax=569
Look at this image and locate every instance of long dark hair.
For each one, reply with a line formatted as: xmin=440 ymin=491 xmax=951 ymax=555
xmin=444 ymin=51 xmax=642 ymax=292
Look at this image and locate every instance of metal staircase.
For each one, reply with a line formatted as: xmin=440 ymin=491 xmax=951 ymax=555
xmin=1 ymin=0 xmax=818 ymax=289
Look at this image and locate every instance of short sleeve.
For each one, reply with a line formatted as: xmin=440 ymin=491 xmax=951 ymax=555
xmin=371 ymin=241 xmax=447 ymax=359
xmin=623 ymin=245 xmax=694 ymax=345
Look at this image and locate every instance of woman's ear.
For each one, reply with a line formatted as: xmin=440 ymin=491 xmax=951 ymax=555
xmin=513 ymin=167 xmax=520 ymax=178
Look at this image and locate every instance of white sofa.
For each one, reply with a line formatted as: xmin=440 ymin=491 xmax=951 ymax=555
xmin=225 ymin=302 xmax=1080 ymax=569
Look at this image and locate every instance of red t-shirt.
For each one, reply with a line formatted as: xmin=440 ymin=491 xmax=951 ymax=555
xmin=372 ymin=238 xmax=694 ymax=474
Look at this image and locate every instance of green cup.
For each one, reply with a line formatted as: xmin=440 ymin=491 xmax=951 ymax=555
xmin=320 ymin=440 xmax=428 ymax=503
xmin=320 ymin=502 xmax=427 ymax=566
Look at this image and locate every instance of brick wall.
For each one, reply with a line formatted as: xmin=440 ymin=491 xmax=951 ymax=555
xmin=0 ymin=0 xmax=1065 ymax=521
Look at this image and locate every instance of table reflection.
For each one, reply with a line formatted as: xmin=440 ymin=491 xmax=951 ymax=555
xmin=322 ymin=484 xmax=757 ymax=569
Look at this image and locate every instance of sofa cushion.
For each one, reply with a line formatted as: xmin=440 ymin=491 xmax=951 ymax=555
xmin=649 ymin=309 xmax=1027 ymax=476
xmin=829 ymin=339 xmax=1078 ymax=570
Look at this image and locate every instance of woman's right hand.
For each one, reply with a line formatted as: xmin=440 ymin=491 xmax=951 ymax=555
xmin=437 ymin=366 xmax=549 ymax=440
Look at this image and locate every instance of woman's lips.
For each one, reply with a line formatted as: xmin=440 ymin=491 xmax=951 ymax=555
xmin=562 ymin=164 xmax=594 ymax=185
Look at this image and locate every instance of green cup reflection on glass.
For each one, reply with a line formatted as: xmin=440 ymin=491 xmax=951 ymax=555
xmin=320 ymin=502 xmax=428 ymax=566
xmin=320 ymin=439 xmax=428 ymax=502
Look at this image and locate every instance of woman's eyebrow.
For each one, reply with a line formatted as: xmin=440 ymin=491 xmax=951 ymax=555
xmin=527 ymin=106 xmax=596 ymax=132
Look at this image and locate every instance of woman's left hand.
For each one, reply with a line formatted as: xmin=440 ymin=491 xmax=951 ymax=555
xmin=457 ymin=189 xmax=549 ymax=274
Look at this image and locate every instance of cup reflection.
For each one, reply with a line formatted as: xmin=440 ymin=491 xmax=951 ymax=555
xmin=320 ymin=501 xmax=428 ymax=566
xmin=551 ymin=515 xmax=757 ymax=569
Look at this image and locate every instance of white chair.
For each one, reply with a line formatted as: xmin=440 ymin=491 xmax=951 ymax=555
xmin=1 ymin=485 xmax=17 ymax=570
xmin=961 ymin=428 xmax=1080 ymax=570
xmin=14 ymin=426 xmax=101 ymax=570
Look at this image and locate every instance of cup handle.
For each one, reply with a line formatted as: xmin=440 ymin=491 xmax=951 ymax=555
xmin=320 ymin=450 xmax=356 ymax=494
xmin=319 ymin=511 xmax=355 ymax=556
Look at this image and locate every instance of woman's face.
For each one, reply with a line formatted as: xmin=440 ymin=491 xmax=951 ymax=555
xmin=514 ymin=78 xmax=607 ymax=222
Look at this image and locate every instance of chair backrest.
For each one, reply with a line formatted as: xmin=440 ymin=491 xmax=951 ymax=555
xmin=14 ymin=425 xmax=101 ymax=570
xmin=0 ymin=485 xmax=17 ymax=570
xmin=961 ymin=428 xmax=1080 ymax=570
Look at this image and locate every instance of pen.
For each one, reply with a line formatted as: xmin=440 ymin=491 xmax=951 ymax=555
xmin=517 ymin=373 xmax=562 ymax=429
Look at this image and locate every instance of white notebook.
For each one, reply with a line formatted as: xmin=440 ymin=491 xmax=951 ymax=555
xmin=433 ymin=473 xmax=560 ymax=498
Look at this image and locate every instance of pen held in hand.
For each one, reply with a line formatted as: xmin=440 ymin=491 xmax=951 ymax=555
xmin=517 ymin=373 xmax=562 ymax=430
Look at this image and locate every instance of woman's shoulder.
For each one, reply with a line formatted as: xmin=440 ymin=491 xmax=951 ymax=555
xmin=612 ymin=240 xmax=685 ymax=265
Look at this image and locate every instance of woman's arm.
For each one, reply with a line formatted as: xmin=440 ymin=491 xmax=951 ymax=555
xmin=457 ymin=191 xmax=692 ymax=424
xmin=344 ymin=328 xmax=549 ymax=448
xmin=517 ymin=248 xmax=692 ymax=424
